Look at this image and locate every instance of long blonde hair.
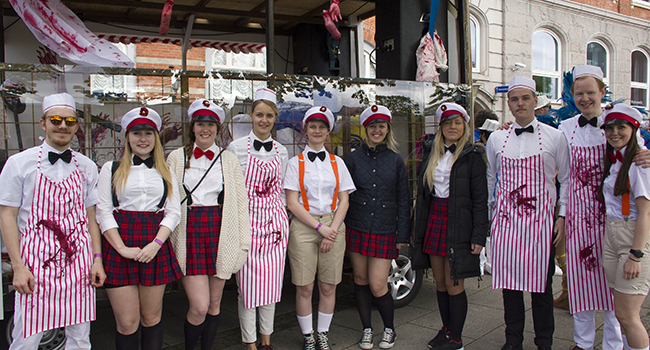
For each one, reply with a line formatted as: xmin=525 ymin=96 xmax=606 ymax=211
xmin=112 ymin=130 xmax=174 ymax=200
xmin=364 ymin=122 xmax=399 ymax=152
xmin=424 ymin=118 xmax=471 ymax=191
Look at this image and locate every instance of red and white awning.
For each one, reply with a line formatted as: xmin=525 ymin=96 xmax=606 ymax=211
xmin=97 ymin=34 xmax=265 ymax=54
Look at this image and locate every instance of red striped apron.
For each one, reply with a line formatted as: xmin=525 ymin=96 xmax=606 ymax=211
xmin=491 ymin=127 xmax=554 ymax=292
xmin=18 ymin=147 xmax=94 ymax=337
xmin=565 ymin=124 xmax=614 ymax=313
xmin=237 ymin=137 xmax=289 ymax=308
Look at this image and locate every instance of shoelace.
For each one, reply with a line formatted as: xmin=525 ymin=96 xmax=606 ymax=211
xmin=381 ymin=329 xmax=396 ymax=343
xmin=303 ymin=334 xmax=316 ymax=350
xmin=360 ymin=329 xmax=373 ymax=343
xmin=317 ymin=332 xmax=331 ymax=350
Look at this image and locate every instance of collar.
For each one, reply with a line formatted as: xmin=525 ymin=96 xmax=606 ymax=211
xmin=249 ymin=130 xmax=273 ymax=143
xmin=619 ymin=145 xmax=628 ymax=158
xmin=42 ymin=140 xmax=71 ymax=156
xmin=304 ymin=145 xmax=326 ymax=154
xmin=193 ymin=142 xmax=219 ymax=153
xmin=362 ymin=142 xmax=388 ymax=153
xmin=513 ymin=118 xmax=538 ymax=130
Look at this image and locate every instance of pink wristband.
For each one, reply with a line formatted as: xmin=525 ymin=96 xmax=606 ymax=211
xmin=316 ymin=223 xmax=323 ymax=231
xmin=93 ymin=253 xmax=102 ymax=259
xmin=154 ymin=238 xmax=164 ymax=246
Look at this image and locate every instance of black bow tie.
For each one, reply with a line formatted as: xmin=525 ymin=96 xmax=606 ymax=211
xmin=515 ymin=125 xmax=534 ymax=136
xmin=445 ymin=144 xmax=456 ymax=153
xmin=48 ymin=150 xmax=72 ymax=165
xmin=133 ymin=155 xmax=154 ymax=168
xmin=254 ymin=139 xmax=273 ymax=152
xmin=578 ymin=115 xmax=598 ymax=127
xmin=308 ymin=151 xmax=326 ymax=162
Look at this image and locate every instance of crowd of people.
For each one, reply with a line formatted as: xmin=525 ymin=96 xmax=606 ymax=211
xmin=0 ymin=64 xmax=649 ymax=350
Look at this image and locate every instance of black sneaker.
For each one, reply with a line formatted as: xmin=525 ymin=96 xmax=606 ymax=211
xmin=303 ymin=333 xmax=316 ymax=350
xmin=428 ymin=328 xmax=449 ymax=349
xmin=432 ymin=338 xmax=464 ymax=350
xmin=378 ymin=328 xmax=396 ymax=349
xmin=316 ymin=331 xmax=331 ymax=350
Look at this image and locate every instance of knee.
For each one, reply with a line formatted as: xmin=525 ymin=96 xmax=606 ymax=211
xmin=297 ymin=285 xmax=314 ymax=299
xmin=140 ymin=312 xmax=162 ymax=327
xmin=369 ymin=281 xmax=388 ymax=297
xmin=614 ymin=310 xmax=637 ymax=329
xmin=319 ymin=284 xmax=336 ymax=298
xmin=115 ymin=316 xmax=140 ymax=335
xmin=189 ymin=302 xmax=210 ymax=319
xmin=354 ymin=274 xmax=369 ymax=286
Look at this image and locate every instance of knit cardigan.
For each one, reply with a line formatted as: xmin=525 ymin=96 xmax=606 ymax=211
xmin=167 ymin=147 xmax=252 ymax=279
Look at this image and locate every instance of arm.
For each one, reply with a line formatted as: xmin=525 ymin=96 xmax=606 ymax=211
xmin=86 ymin=206 xmax=106 ymax=287
xmin=0 ymin=205 xmax=34 ymax=294
xmin=286 ymin=190 xmax=339 ymax=243
xmin=624 ymin=197 xmax=650 ymax=279
xmin=485 ymin=135 xmax=498 ymax=214
xmin=633 ymin=149 xmax=650 ymax=169
xmin=320 ymin=190 xmax=349 ymax=253
xmin=554 ymin=133 xmax=571 ymax=245
xmin=469 ymin=152 xmax=488 ymax=254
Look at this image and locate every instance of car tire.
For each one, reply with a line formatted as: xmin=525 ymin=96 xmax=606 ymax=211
xmin=388 ymin=253 xmax=423 ymax=309
xmin=5 ymin=312 xmax=66 ymax=350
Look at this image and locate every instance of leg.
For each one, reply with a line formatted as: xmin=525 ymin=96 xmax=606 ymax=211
xmin=9 ymin=299 xmax=45 ymax=350
xmin=296 ymin=283 xmax=315 ymax=335
xmin=503 ymin=289 xmax=525 ymax=346
xmin=554 ymin=236 xmax=569 ymax=310
xmin=531 ymin=245 xmax=556 ymax=348
xmin=317 ymin=280 xmax=337 ymax=331
xmin=573 ymin=310 xmax=596 ymax=350
xmin=368 ymin=257 xmax=393 ymax=330
xmin=258 ymin=303 xmax=276 ymax=346
xmin=64 ymin=321 xmax=91 ymax=350
xmin=612 ymin=290 xmax=648 ymax=349
xmin=238 ymin=294 xmax=258 ymax=348
xmin=138 ymin=284 xmax=167 ymax=350
xmin=602 ymin=310 xmax=623 ymax=350
xmin=201 ymin=276 xmax=226 ymax=350
xmin=444 ymin=259 xmax=467 ymax=343
xmin=182 ymin=275 xmax=210 ymax=350
xmin=350 ymin=251 xmax=373 ymax=330
xmin=106 ymin=285 xmax=141 ymax=335
xmin=431 ymin=255 xmax=451 ymax=330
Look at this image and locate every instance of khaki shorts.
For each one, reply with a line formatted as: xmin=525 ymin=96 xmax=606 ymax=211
xmin=603 ymin=219 xmax=650 ymax=295
xmin=288 ymin=212 xmax=346 ymax=286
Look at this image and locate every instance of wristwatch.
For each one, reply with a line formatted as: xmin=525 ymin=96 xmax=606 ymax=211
xmin=630 ymin=249 xmax=644 ymax=259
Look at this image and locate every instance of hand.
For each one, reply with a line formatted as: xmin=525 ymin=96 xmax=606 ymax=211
xmin=471 ymin=244 xmax=483 ymax=255
xmin=624 ymin=257 xmax=642 ymax=280
xmin=634 ymin=149 xmax=650 ymax=169
xmin=497 ymin=121 xmax=513 ymax=131
xmin=553 ymin=217 xmax=565 ymax=247
xmin=396 ymin=243 xmax=409 ymax=250
xmin=317 ymin=224 xmax=338 ymax=242
xmin=320 ymin=238 xmax=333 ymax=253
xmin=90 ymin=259 xmax=106 ymax=287
xmin=329 ymin=0 xmax=342 ymax=22
xmin=322 ymin=10 xmax=341 ymax=40
xmin=13 ymin=265 xmax=35 ymax=294
xmin=118 ymin=246 xmax=142 ymax=260
xmin=135 ymin=242 xmax=161 ymax=263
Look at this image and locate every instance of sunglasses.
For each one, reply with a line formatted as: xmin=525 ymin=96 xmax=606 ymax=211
xmin=49 ymin=115 xmax=78 ymax=126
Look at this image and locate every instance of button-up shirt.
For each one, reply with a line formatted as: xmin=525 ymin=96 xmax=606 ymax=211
xmin=184 ymin=143 xmax=223 ymax=206
xmin=603 ymin=146 xmax=650 ymax=220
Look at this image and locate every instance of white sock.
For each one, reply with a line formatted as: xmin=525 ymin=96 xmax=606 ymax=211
xmin=297 ymin=314 xmax=313 ymax=335
xmin=317 ymin=311 xmax=333 ymax=333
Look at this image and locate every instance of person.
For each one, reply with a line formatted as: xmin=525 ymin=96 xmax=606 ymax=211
xmin=486 ymin=76 xmax=570 ymax=350
xmin=96 ymin=107 xmax=183 ymax=350
xmin=227 ymin=88 xmax=289 ymax=350
xmin=0 ymin=93 xmax=106 ymax=349
xmin=474 ymin=109 xmax=498 ymax=143
xmin=167 ymin=100 xmax=251 ymax=350
xmin=535 ymin=95 xmax=552 ymax=116
xmin=412 ymin=102 xmax=489 ymax=350
xmin=284 ymin=106 xmax=355 ymax=350
xmin=343 ymin=105 xmax=410 ymax=349
xmin=476 ymin=119 xmax=500 ymax=146
xmin=600 ymin=103 xmax=650 ymax=350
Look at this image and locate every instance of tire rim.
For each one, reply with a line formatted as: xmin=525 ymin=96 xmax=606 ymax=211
xmin=387 ymin=255 xmax=416 ymax=301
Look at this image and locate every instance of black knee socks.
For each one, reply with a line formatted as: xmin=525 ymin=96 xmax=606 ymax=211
xmin=115 ymin=330 xmax=139 ymax=350
xmin=354 ymin=283 xmax=373 ymax=329
xmin=448 ymin=291 xmax=468 ymax=342
xmin=141 ymin=322 xmax=164 ymax=350
xmin=437 ymin=290 xmax=451 ymax=330
xmin=373 ymin=291 xmax=395 ymax=330
xmin=185 ymin=319 xmax=205 ymax=350
xmin=200 ymin=313 xmax=220 ymax=350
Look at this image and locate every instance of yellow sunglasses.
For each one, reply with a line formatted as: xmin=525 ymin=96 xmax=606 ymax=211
xmin=49 ymin=115 xmax=78 ymax=126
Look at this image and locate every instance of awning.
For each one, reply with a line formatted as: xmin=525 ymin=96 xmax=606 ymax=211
xmin=97 ymin=34 xmax=265 ymax=54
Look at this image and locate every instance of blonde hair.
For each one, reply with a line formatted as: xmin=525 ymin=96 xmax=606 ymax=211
xmin=424 ymin=118 xmax=471 ymax=191
xmin=364 ymin=122 xmax=399 ymax=152
xmin=112 ymin=129 xmax=174 ymax=200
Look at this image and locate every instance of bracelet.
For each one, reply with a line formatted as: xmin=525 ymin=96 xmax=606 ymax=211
xmin=93 ymin=253 xmax=102 ymax=259
xmin=629 ymin=255 xmax=642 ymax=262
xmin=315 ymin=223 xmax=323 ymax=231
xmin=154 ymin=238 xmax=164 ymax=246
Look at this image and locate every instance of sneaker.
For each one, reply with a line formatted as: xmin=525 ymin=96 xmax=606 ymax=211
xmin=303 ymin=333 xmax=316 ymax=350
xmin=358 ymin=328 xmax=374 ymax=349
xmin=428 ymin=328 xmax=449 ymax=349
xmin=432 ymin=338 xmax=464 ymax=350
xmin=316 ymin=331 xmax=331 ymax=350
xmin=378 ymin=328 xmax=396 ymax=349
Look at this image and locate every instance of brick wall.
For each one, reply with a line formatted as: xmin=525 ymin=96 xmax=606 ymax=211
xmin=570 ymin=0 xmax=650 ymax=21
xmin=363 ymin=16 xmax=376 ymax=45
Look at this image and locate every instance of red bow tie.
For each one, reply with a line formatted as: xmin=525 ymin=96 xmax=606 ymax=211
xmin=608 ymin=151 xmax=623 ymax=164
xmin=194 ymin=147 xmax=215 ymax=160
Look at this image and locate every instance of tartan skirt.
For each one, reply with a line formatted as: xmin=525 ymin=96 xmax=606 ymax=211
xmin=346 ymin=228 xmax=398 ymax=260
xmin=423 ymin=197 xmax=449 ymax=257
xmin=103 ymin=210 xmax=183 ymax=286
xmin=185 ymin=206 xmax=222 ymax=276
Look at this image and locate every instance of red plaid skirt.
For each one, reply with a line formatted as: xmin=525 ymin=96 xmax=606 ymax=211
xmin=346 ymin=228 xmax=398 ymax=260
xmin=423 ymin=197 xmax=449 ymax=257
xmin=186 ymin=206 xmax=222 ymax=276
xmin=103 ymin=210 xmax=183 ymax=286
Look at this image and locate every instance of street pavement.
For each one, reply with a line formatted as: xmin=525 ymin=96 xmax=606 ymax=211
xmin=87 ymin=272 xmax=650 ymax=350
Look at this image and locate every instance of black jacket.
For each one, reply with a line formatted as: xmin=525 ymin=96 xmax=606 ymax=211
xmin=344 ymin=143 xmax=410 ymax=243
xmin=412 ymin=135 xmax=489 ymax=280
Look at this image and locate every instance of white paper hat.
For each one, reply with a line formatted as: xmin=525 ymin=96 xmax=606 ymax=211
xmin=573 ymin=65 xmax=604 ymax=82
xmin=508 ymin=76 xmax=536 ymax=93
xmin=479 ymin=119 xmax=501 ymax=132
xmin=43 ymin=93 xmax=76 ymax=114
xmin=535 ymin=95 xmax=551 ymax=110
xmin=254 ymin=88 xmax=277 ymax=104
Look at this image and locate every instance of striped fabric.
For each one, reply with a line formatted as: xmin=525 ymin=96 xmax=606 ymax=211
xmin=98 ymin=34 xmax=265 ymax=54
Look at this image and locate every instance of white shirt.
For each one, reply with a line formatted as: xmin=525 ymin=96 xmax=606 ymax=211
xmin=603 ymin=146 xmax=650 ymax=220
xmin=284 ymin=145 xmax=356 ymax=215
xmin=433 ymin=146 xmax=454 ymax=198
xmin=96 ymin=159 xmax=181 ymax=233
xmin=486 ymin=119 xmax=570 ymax=214
xmin=0 ymin=141 xmax=99 ymax=234
xmin=183 ymin=143 xmax=223 ymax=207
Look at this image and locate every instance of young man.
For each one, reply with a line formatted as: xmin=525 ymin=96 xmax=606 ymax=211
xmin=486 ymin=76 xmax=570 ymax=350
xmin=0 ymin=93 xmax=105 ymax=349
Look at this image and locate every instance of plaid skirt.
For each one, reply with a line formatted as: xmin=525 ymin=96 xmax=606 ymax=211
xmin=186 ymin=206 xmax=222 ymax=276
xmin=423 ymin=197 xmax=449 ymax=257
xmin=346 ymin=228 xmax=398 ymax=260
xmin=103 ymin=210 xmax=183 ymax=286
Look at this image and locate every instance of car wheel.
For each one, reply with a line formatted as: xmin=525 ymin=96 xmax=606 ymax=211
xmin=388 ymin=254 xmax=423 ymax=308
xmin=6 ymin=314 xmax=66 ymax=350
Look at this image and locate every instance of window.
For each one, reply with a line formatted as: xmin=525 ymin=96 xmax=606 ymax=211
xmin=532 ymin=31 xmax=561 ymax=99
xmin=631 ymin=50 xmax=649 ymax=109
xmin=586 ymin=42 xmax=608 ymax=80
xmin=208 ymin=48 xmax=267 ymax=100
xmin=90 ymin=43 xmax=137 ymax=100
xmin=470 ymin=17 xmax=478 ymax=71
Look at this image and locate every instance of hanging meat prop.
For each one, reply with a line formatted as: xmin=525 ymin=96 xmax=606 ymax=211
xmin=159 ymin=0 xmax=174 ymax=36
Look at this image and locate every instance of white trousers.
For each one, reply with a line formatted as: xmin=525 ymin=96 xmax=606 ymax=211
xmin=238 ymin=294 xmax=276 ymax=343
xmin=9 ymin=300 xmax=91 ymax=350
xmin=573 ymin=310 xmax=623 ymax=350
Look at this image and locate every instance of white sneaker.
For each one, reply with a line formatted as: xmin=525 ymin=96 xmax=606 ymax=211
xmin=358 ymin=328 xmax=373 ymax=349
xmin=378 ymin=328 xmax=396 ymax=349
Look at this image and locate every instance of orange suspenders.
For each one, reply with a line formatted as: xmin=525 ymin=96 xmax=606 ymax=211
xmin=297 ymin=152 xmax=340 ymax=212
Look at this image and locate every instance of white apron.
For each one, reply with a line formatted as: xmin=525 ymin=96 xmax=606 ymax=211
xmin=491 ymin=127 xmax=554 ymax=292
xmin=565 ymin=124 xmax=614 ymax=313
xmin=237 ymin=137 xmax=289 ymax=309
xmin=17 ymin=147 xmax=94 ymax=337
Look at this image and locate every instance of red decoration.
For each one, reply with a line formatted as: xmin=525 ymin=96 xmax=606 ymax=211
xmin=203 ymin=100 xmax=210 ymax=107
xmin=441 ymin=105 xmax=447 ymax=111
xmin=371 ymin=105 xmax=378 ymax=112
xmin=605 ymin=104 xmax=614 ymax=110
xmin=159 ymin=0 xmax=174 ymax=36
xmin=320 ymin=106 xmax=327 ymax=112
xmin=140 ymin=108 xmax=149 ymax=116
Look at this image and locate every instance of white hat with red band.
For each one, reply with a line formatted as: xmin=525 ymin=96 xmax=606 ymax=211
xmin=508 ymin=76 xmax=536 ymax=93
xmin=254 ymin=88 xmax=277 ymax=104
xmin=303 ymin=105 xmax=335 ymax=131
xmin=121 ymin=107 xmax=162 ymax=132
xmin=573 ymin=65 xmax=604 ymax=82
xmin=360 ymin=105 xmax=392 ymax=126
xmin=436 ymin=102 xmax=470 ymax=124
xmin=601 ymin=103 xmax=643 ymax=129
xmin=43 ymin=93 xmax=76 ymax=114
xmin=188 ymin=99 xmax=224 ymax=124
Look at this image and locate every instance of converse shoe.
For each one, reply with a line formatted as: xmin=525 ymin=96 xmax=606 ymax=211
xmin=432 ymin=338 xmax=464 ymax=350
xmin=428 ymin=328 xmax=449 ymax=349
xmin=358 ymin=328 xmax=373 ymax=349
xmin=316 ymin=331 xmax=331 ymax=350
xmin=303 ymin=332 xmax=316 ymax=350
xmin=378 ymin=328 xmax=396 ymax=349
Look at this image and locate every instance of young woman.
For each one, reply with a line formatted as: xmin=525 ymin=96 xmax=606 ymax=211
xmin=412 ymin=103 xmax=488 ymax=350
xmin=600 ymin=103 xmax=650 ymax=350
xmin=96 ymin=107 xmax=183 ymax=350
xmin=227 ymin=88 xmax=289 ymax=350
xmin=284 ymin=106 xmax=355 ymax=350
xmin=343 ymin=104 xmax=410 ymax=349
xmin=167 ymin=100 xmax=251 ymax=350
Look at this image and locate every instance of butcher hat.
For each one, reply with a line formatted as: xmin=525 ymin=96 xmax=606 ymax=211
xmin=121 ymin=107 xmax=162 ymax=132
xmin=303 ymin=106 xmax=335 ymax=132
xmin=508 ymin=76 xmax=536 ymax=93
xmin=43 ymin=93 xmax=76 ymax=114
xmin=573 ymin=65 xmax=604 ymax=82
xmin=188 ymin=99 xmax=224 ymax=124
xmin=360 ymin=105 xmax=392 ymax=126
xmin=254 ymin=88 xmax=277 ymax=104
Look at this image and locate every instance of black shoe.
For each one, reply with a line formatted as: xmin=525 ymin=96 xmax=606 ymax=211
xmin=432 ymin=338 xmax=464 ymax=350
xmin=428 ymin=328 xmax=449 ymax=349
xmin=501 ymin=344 xmax=523 ymax=350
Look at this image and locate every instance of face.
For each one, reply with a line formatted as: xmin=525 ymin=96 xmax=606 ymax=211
xmin=535 ymin=106 xmax=550 ymax=115
xmin=193 ymin=121 xmax=218 ymax=148
xmin=251 ymin=103 xmax=278 ymax=139
xmin=305 ymin=120 xmax=330 ymax=145
xmin=128 ymin=129 xmax=156 ymax=158
xmin=40 ymin=108 xmax=79 ymax=151
xmin=573 ymin=77 xmax=606 ymax=118
xmin=507 ymin=88 xmax=537 ymax=123
xmin=604 ymin=122 xmax=634 ymax=151
xmin=365 ymin=122 xmax=388 ymax=147
xmin=441 ymin=116 xmax=465 ymax=144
